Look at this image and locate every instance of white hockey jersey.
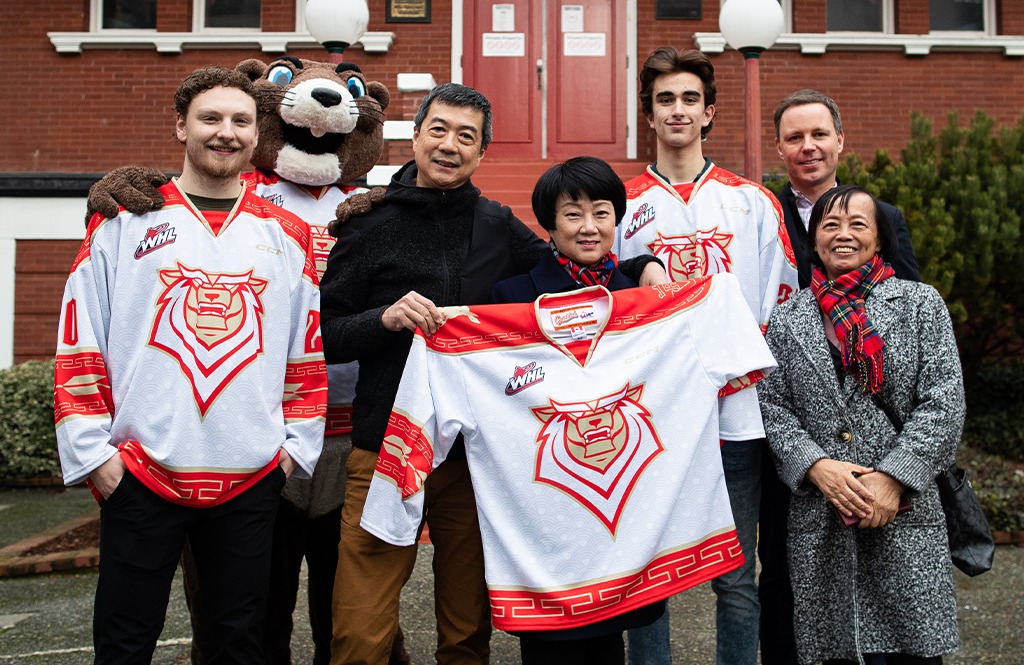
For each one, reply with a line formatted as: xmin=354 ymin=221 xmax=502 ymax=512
xmin=244 ymin=169 xmax=362 ymax=435
xmin=360 ymin=274 xmax=776 ymax=632
xmin=55 ymin=180 xmax=327 ymax=506
xmin=614 ymin=164 xmax=798 ymax=440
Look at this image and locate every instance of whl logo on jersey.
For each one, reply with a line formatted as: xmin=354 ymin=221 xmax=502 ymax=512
xmin=149 ymin=262 xmax=268 ymax=415
xmin=531 ymin=383 xmax=664 ymax=534
xmin=647 ymin=227 xmax=733 ymax=280
xmin=505 ymin=362 xmax=545 ymax=395
xmin=135 ymin=223 xmax=177 ymax=259
xmin=623 ymin=203 xmax=655 ymax=239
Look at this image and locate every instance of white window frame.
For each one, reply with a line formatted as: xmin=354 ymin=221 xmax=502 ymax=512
xmin=928 ymin=0 xmax=995 ymax=36
xmin=89 ymin=0 xmax=157 ymax=32
xmin=825 ymin=0 xmax=893 ymax=34
xmin=296 ymin=0 xmax=308 ymax=33
xmin=192 ymin=0 xmax=263 ymax=33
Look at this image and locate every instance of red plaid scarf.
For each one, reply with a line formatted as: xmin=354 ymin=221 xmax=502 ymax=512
xmin=811 ymin=255 xmax=894 ymax=394
xmin=552 ymin=244 xmax=618 ymax=287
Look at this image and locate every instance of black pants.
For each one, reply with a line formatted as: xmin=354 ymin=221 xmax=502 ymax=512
xmin=757 ymin=443 xmax=799 ymax=665
xmin=94 ymin=467 xmax=284 ymax=665
xmin=519 ymin=632 xmax=626 ymax=665
xmin=262 ymin=498 xmax=341 ymax=665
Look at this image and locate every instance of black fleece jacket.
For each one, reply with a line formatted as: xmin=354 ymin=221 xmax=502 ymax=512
xmin=320 ymin=161 xmax=658 ymax=454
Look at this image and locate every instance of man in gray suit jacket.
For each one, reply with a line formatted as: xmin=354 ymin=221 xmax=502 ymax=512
xmin=759 ymin=89 xmax=921 ymax=665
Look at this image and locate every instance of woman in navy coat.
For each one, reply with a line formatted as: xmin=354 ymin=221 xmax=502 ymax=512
xmin=492 ymin=157 xmax=664 ymax=665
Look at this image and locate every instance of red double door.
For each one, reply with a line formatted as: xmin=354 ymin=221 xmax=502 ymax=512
xmin=463 ymin=0 xmax=627 ymax=160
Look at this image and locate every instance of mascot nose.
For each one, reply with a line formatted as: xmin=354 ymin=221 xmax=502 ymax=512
xmin=311 ymin=88 xmax=343 ymax=108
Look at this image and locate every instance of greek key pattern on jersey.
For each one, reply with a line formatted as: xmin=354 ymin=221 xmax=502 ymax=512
xmin=118 ymin=440 xmax=274 ymax=507
xmin=283 ymin=359 xmax=328 ymax=422
xmin=376 ymin=410 xmax=434 ymax=498
xmin=325 ymin=404 xmax=353 ymax=436
xmin=54 ymin=351 xmax=113 ymax=427
xmin=487 ymin=530 xmax=743 ymax=631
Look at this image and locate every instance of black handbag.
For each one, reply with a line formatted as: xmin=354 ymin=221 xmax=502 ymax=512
xmin=934 ymin=464 xmax=995 ymax=576
xmin=870 ymin=393 xmax=994 ymax=576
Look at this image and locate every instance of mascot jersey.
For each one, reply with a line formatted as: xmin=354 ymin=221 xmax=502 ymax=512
xmin=360 ymin=274 xmax=776 ymax=632
xmin=614 ymin=163 xmax=798 ymax=441
xmin=55 ymin=180 xmax=327 ymax=507
xmin=243 ymin=168 xmax=361 ymax=435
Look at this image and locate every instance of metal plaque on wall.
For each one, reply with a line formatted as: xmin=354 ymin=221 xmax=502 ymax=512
xmin=386 ymin=0 xmax=430 ymax=23
xmin=656 ymin=0 xmax=701 ymax=20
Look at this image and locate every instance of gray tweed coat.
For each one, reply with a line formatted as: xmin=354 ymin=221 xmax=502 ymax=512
xmin=757 ymin=278 xmax=964 ymax=664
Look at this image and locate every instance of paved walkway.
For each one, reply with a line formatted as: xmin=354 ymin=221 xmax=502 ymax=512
xmin=0 ymin=487 xmax=1021 ymax=663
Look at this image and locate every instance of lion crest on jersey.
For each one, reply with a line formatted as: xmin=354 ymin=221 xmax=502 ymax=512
xmin=647 ymin=227 xmax=733 ymax=281
xmin=149 ymin=262 xmax=268 ymax=415
xmin=531 ymin=382 xmax=664 ymax=534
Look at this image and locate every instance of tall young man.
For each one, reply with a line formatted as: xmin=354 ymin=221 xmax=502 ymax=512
xmin=615 ymin=47 xmax=798 ymax=665
xmin=54 ymin=66 xmax=326 ymax=664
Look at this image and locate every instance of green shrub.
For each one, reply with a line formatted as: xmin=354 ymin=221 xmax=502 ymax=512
xmin=959 ymin=446 xmax=1024 ymax=533
xmin=962 ymin=359 xmax=1024 ymax=462
xmin=839 ymin=112 xmax=1024 ymax=389
xmin=0 ymin=360 xmax=60 ymax=480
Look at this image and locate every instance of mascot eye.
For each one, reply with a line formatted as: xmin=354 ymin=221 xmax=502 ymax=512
xmin=346 ymin=77 xmax=367 ymax=98
xmin=267 ymin=65 xmax=294 ymax=87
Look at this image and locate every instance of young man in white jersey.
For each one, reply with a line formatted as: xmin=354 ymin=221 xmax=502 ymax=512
xmin=55 ymin=66 xmax=326 ymax=664
xmin=616 ymin=46 xmax=798 ymax=665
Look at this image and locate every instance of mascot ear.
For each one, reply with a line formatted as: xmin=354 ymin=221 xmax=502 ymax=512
xmin=367 ymin=81 xmax=391 ymax=111
xmin=235 ymin=58 xmax=269 ymax=82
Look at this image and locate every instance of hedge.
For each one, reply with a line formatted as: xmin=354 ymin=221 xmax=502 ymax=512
xmin=0 ymin=359 xmax=60 ymax=480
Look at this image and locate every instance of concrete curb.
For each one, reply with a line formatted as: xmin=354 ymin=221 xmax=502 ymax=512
xmin=0 ymin=511 xmax=99 ymax=578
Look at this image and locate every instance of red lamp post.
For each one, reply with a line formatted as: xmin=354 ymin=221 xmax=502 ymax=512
xmin=719 ymin=0 xmax=784 ymax=184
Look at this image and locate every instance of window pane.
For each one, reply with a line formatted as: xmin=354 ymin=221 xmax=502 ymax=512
xmin=827 ymin=0 xmax=883 ymax=32
xmin=103 ymin=0 xmax=156 ymax=29
xmin=205 ymin=0 xmax=262 ymax=29
xmin=930 ymin=0 xmax=984 ymax=31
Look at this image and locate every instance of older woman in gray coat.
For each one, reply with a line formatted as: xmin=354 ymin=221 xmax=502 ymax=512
xmin=758 ymin=185 xmax=964 ymax=665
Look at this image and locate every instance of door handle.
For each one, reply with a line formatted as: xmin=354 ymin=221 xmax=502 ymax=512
xmin=536 ymin=59 xmax=543 ymax=90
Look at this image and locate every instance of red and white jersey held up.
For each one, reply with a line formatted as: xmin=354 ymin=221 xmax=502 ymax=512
xmin=360 ymin=274 xmax=776 ymax=632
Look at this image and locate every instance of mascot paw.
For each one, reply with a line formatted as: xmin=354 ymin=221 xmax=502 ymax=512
xmin=328 ymin=187 xmax=387 ymax=237
xmin=86 ymin=166 xmax=169 ymax=224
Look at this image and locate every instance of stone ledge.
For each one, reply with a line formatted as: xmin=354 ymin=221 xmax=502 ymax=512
xmin=0 ymin=512 xmax=99 ymax=578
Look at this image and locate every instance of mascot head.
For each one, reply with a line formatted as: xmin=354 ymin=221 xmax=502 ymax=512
xmin=236 ymin=56 xmax=390 ymax=187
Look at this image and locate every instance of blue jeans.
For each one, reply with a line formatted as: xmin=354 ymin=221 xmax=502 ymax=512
xmin=627 ymin=440 xmax=762 ymax=665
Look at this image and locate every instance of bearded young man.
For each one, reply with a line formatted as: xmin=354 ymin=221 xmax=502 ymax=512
xmin=54 ymin=66 xmax=326 ymax=664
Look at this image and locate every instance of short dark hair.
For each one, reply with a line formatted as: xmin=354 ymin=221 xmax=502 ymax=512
xmin=413 ymin=83 xmax=493 ymax=149
xmin=773 ymin=89 xmax=843 ymax=139
xmin=531 ymin=157 xmax=626 ymax=232
xmin=807 ymin=185 xmax=898 ymax=271
xmin=173 ymin=66 xmax=260 ymax=120
xmin=639 ymin=46 xmax=717 ymax=139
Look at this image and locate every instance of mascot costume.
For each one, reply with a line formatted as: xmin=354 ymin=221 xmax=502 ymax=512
xmin=88 ymin=55 xmax=407 ymax=665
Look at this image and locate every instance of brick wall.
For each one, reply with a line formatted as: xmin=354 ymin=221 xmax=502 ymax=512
xmin=14 ymin=241 xmax=80 ymax=365
xmin=5 ymin=0 xmax=1024 ymax=362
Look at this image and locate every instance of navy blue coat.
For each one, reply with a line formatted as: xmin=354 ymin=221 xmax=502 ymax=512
xmin=491 ymin=251 xmax=638 ymax=303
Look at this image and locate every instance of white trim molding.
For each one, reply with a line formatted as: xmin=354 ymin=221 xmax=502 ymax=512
xmin=0 ymin=198 xmax=88 ymax=370
xmin=694 ymin=32 xmax=1024 ymax=57
xmin=48 ymin=30 xmax=396 ymax=55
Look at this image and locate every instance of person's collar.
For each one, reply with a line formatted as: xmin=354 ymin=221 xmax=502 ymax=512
xmin=651 ymin=157 xmax=711 ymax=185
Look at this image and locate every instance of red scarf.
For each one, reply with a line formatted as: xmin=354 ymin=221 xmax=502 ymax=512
xmin=552 ymin=244 xmax=618 ymax=287
xmin=810 ymin=255 xmax=894 ymax=394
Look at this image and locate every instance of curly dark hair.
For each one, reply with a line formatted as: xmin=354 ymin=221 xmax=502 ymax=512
xmin=173 ymin=66 xmax=261 ymax=120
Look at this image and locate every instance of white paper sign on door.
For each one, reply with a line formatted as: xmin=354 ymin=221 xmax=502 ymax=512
xmin=564 ymin=32 xmax=606 ymax=57
xmin=561 ymin=5 xmax=583 ymax=32
xmin=483 ymin=33 xmax=526 ymax=57
xmin=492 ymin=4 xmax=515 ymax=32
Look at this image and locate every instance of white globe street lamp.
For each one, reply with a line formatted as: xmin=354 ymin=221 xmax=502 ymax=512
xmin=305 ymin=0 xmax=370 ymax=63
xmin=719 ymin=0 xmax=784 ymax=183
